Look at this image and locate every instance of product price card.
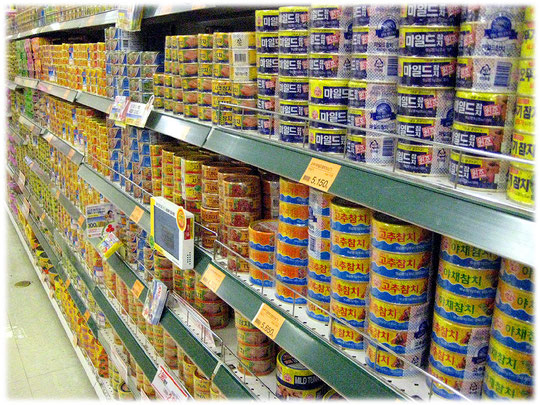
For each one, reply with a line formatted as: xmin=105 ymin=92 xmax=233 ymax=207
xmin=151 ymin=365 xmax=190 ymax=400
xmin=300 ymin=157 xmax=341 ymax=192
xmin=252 ymin=303 xmax=285 ymax=340
xmin=125 ymin=97 xmax=154 ymax=128
xmin=200 ymin=264 xmax=225 ymax=293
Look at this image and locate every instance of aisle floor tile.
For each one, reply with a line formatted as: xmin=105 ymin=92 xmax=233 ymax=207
xmin=27 ymin=365 xmax=98 ymax=399
xmin=7 ymin=378 xmax=33 ymax=399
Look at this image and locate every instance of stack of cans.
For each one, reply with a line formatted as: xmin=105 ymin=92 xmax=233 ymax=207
xmin=138 ymin=128 xmax=154 ymax=204
xmin=365 ymin=212 xmax=433 ymax=377
xmin=308 ymin=6 xmax=352 ymax=154
xmin=276 ymin=350 xmax=326 ymax=399
xmin=178 ymin=35 xmax=199 ymax=119
xmin=277 ymin=6 xmax=310 ymax=145
xmin=347 ymin=6 xmax=400 ymax=165
xmin=154 ymin=250 xmax=173 ymax=290
xmin=276 ymin=177 xmax=310 ymax=304
xmin=508 ymin=8 xmax=535 ymax=206
xmin=306 ymin=189 xmax=333 ymax=321
xmin=183 ymin=269 xmax=196 ymax=305
xmin=198 ymin=33 xmax=213 ymax=122
xmin=248 ymin=219 xmax=278 ymax=287
xmin=150 ymin=144 xmax=163 ymax=196
xmin=329 ymin=198 xmax=371 ymax=349
xmin=256 ymin=10 xmax=279 ymax=138
xmin=136 ymin=228 xmax=148 ymax=276
xmin=428 ymin=236 xmax=500 ymax=399
xmin=235 ymin=310 xmax=276 ymax=376
xmin=195 ymin=272 xmax=230 ymax=329
xmin=397 ymin=5 xmax=461 ymax=176
xmin=172 ymin=264 xmax=184 ymax=297
xmin=106 ymin=120 xmax=122 ymax=184
xmin=212 ymin=32 xmax=232 ymax=127
xmin=161 ymin=147 xmax=177 ymax=202
xmin=172 ymin=154 xmax=183 ymax=206
xmin=124 ymin=219 xmax=139 ymax=266
xmin=230 ymin=32 xmax=258 ymax=133
xmin=450 ymin=6 xmax=525 ymax=191
xmin=163 ymin=330 xmax=178 ymax=371
xmin=201 ymin=161 xmax=233 ymax=248
xmin=222 ymin=174 xmax=261 ymax=273
xmin=260 ymin=170 xmax=280 ymax=219
xmin=181 ymin=153 xmax=213 ymax=225
xmin=483 ymin=258 xmax=534 ymax=399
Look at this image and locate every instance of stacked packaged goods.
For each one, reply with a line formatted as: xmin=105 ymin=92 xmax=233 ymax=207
xmin=427 ymin=236 xmax=500 ymax=399
xmin=306 ymin=189 xmax=332 ymax=321
xmin=365 ymin=213 xmax=433 ymax=376
xmin=235 ymin=310 xmax=276 ymax=375
xmin=508 ymin=8 xmax=535 ymax=206
xmin=483 ymin=258 xmax=534 ymax=399
xmin=222 ymin=174 xmax=261 ymax=273
xmin=260 ymin=170 xmax=280 ymax=219
xmin=450 ymin=6 xmax=525 ymax=191
xmin=212 ymin=32 xmax=232 ymax=127
xmin=256 ymin=10 xmax=279 ymax=138
xmin=276 ymin=178 xmax=309 ymax=304
xmin=308 ymin=6 xmax=352 ymax=154
xmin=230 ymin=32 xmax=258 ymax=133
xmin=161 ymin=147 xmax=177 ymax=202
xmin=397 ymin=5 xmax=461 ymax=175
xmin=248 ymin=219 xmax=278 ymax=287
xmin=195 ymin=272 xmax=230 ymax=329
xmin=178 ymin=35 xmax=199 ymax=118
xmin=329 ymin=198 xmax=371 ymax=348
xmin=276 ymin=350 xmax=327 ymax=399
xmin=183 ymin=268 xmax=197 ymax=305
xmin=181 ymin=153 xmax=213 ymax=225
xmin=277 ymin=6 xmax=310 ymax=145
xmin=172 ymin=264 xmax=184 ymax=297
xmin=157 ymin=36 xmax=172 ymax=112
xmin=347 ymin=6 xmax=399 ymax=164
xmin=124 ymin=219 xmax=138 ymax=266
xmin=154 ymin=250 xmax=173 ymax=290
xmin=193 ymin=369 xmax=211 ymax=399
xmin=182 ymin=354 xmax=198 ymax=395
xmin=198 ymin=33 xmax=213 ymax=122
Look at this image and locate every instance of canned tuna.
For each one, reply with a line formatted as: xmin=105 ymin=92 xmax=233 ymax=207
xmin=398 ymin=57 xmax=456 ymax=87
xmin=399 ymin=26 xmax=459 ymax=57
xmin=279 ymin=54 xmax=309 ymax=77
xmin=456 ymin=57 xmax=519 ymax=93
xmin=449 ymin=151 xmax=508 ymax=191
xmin=452 ymin=122 xmax=512 ymax=154
xmin=400 ymin=5 xmax=462 ymax=26
xmin=309 ymin=53 xmax=351 ymax=78
xmin=279 ymin=30 xmax=309 ymax=54
xmin=309 ymin=78 xmax=349 ymax=105
xmin=278 ymin=77 xmax=309 ymax=101
xmin=279 ymin=6 xmax=309 ymax=31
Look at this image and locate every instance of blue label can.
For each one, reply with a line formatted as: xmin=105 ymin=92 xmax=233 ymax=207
xmin=309 ymin=104 xmax=348 ymax=129
xmin=348 ymin=80 xmax=367 ymax=108
xmin=279 ymin=30 xmax=309 ymax=54
xmin=398 ymin=57 xmax=456 ymax=88
xmin=399 ymin=26 xmax=459 ymax=57
xmin=257 ymin=73 xmax=277 ymax=97
xmin=309 ymin=53 xmax=351 ymax=78
xmin=309 ymin=127 xmax=347 ymax=153
xmin=257 ymin=53 xmax=279 ymax=74
xmin=279 ymin=121 xmax=308 ymax=143
xmin=279 ymin=54 xmax=309 ymax=77
xmin=400 ymin=5 xmax=462 ymax=26
xmin=278 ymin=6 xmax=309 ymax=30
xmin=309 ymin=78 xmax=349 ymax=105
xmin=279 ymin=100 xmax=309 ymax=122
xmin=345 ymin=134 xmax=367 ymax=162
xmin=350 ymin=54 xmax=367 ymax=80
xmin=278 ymin=77 xmax=309 ymax=101
xmin=448 ymin=151 xmax=508 ymax=191
xmin=310 ymin=6 xmax=353 ymax=29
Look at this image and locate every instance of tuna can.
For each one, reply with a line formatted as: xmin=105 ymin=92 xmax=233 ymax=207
xmin=350 ymin=102 xmax=398 ymax=133
xmin=279 ymin=54 xmax=309 ymax=77
xmin=330 ymin=197 xmax=371 ymax=234
xmin=491 ymin=305 xmax=533 ymax=354
xmin=308 ymin=127 xmax=346 ymax=153
xmin=250 ymin=262 xmax=274 ymax=288
xmin=309 ymin=29 xmax=351 ymax=54
xmin=351 ymin=27 xmax=368 ymax=53
xmin=452 ymin=122 xmax=512 ymax=153
xmin=367 ymin=318 xmax=429 ymax=354
xmin=350 ymin=54 xmax=367 ymax=80
xmin=274 ymin=259 xmax=306 ymax=284
xmin=458 ymin=19 xmax=524 ymax=58
xmin=232 ymin=82 xmax=258 ymax=99
xmin=279 ymin=100 xmax=308 ymax=122
xmin=434 ymin=285 xmax=495 ymax=326
xmin=331 ymin=254 xmax=370 ymax=282
xmin=307 ymin=233 xmax=331 ymax=260
xmin=279 ymin=120 xmax=308 ymax=143
xmin=370 ymin=272 xmax=430 ymax=305
xmin=355 ymin=14 xmax=400 ymax=54
xmin=487 ymin=336 xmax=533 ymax=385
xmin=353 ymin=54 xmax=399 ymax=82
xmin=279 ymin=77 xmax=309 ymax=101
xmin=276 ymin=241 xmax=308 ymax=268
xmin=454 ymin=90 xmax=516 ymax=127
xmin=309 ymin=53 xmax=351 ymax=78
xmin=279 ymin=30 xmax=309 ymax=54
xmin=276 ymin=350 xmax=323 ymax=389
xmin=511 ymin=131 xmax=535 ymax=162
xmin=275 ymin=280 xmax=308 ymax=304
xmin=222 ymin=175 xmax=261 ymax=197
xmin=500 ymin=258 xmax=533 ymax=292
xmin=306 ymin=296 xmax=330 ymax=322
xmin=258 ymin=95 xmax=277 ymax=112
xmin=397 ymin=86 xmax=454 ymax=118
xmin=456 ymin=57 xmax=519 ymax=93
xmin=432 ymin=312 xmax=490 ymax=358
xmin=236 ymin=328 xmax=270 ymax=346
xmin=193 ymin=370 xmax=211 ymax=399
xmin=399 ymin=26 xmax=459 ymax=57
xmin=482 ymin=364 xmax=533 ymax=399
xmin=429 ymin=340 xmax=488 ymax=380
xmin=398 ymin=57 xmax=456 ymax=88
xmin=448 ymin=151 xmax=508 ymax=191
xmin=330 ymin=318 xmax=364 ymax=350
xmin=309 ymin=104 xmax=348 ymax=129
xmin=396 ymin=142 xmax=449 ymax=176
xmin=309 ymin=188 xmax=332 ymax=212
xmin=255 ymin=10 xmax=279 ymax=32
xmin=397 ymin=115 xmax=453 ymax=143
xmin=348 ymin=80 xmax=368 ymax=108
xmin=371 ymin=212 xmax=433 ymax=253
xmin=279 ymin=221 xmax=309 ymax=246
xmin=308 ymin=213 xmax=330 ymax=238
xmin=280 ymin=177 xmax=309 ymax=200
xmin=331 ymin=277 xmax=369 ymax=305
xmin=331 ymin=297 xmax=366 ymax=328
xmin=517 ymin=59 xmax=534 ymax=96
xmin=279 ymin=6 xmax=309 ymax=31
xmin=307 ymin=275 xmax=331 ymax=302
xmin=400 ymin=5 xmax=462 ymax=26
xmin=258 ymin=114 xmax=275 ymax=136
xmin=365 ymin=339 xmax=424 ymax=377
xmin=514 ymin=96 xmax=535 ymax=134
xmin=237 ymin=340 xmax=275 ymax=360
xmin=440 ymin=235 xmax=501 ymax=270
xmin=371 ymin=247 xmax=432 ymax=279
xmin=437 ymin=259 xmax=499 ymax=298
xmin=228 ymin=226 xmax=249 ymax=243
xmin=256 ymin=32 xmax=279 ymax=54
xmin=308 ymin=254 xmax=331 ymax=282
xmin=233 ymin=113 xmax=258 ymax=132
xmin=368 ymin=295 xmax=430 ymax=331
xmin=507 ymin=163 xmax=534 ymax=205
xmin=309 ymin=78 xmax=348 ymax=105
xmin=426 ymin=362 xmax=483 ymax=400
xmin=495 ymin=279 xmax=533 ymax=323
xmin=237 ymin=353 xmax=275 ymax=376
xmin=257 ymin=73 xmax=277 ymax=96
xmin=364 ymin=135 xmax=397 ymax=165
xmin=309 ymin=6 xmax=353 ymax=29
xmin=279 ymin=200 xmax=310 ymax=225
xmin=345 ymin=133 xmax=367 ymax=161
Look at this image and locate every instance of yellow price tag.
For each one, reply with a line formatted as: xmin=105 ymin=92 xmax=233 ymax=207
xmin=65 ymin=278 xmax=71 ymax=289
xmin=299 ymin=158 xmax=341 ymax=192
xmin=44 ymin=133 xmax=54 ymax=143
xmin=77 ymin=215 xmax=85 ymax=227
xmin=84 ymin=311 xmax=91 ymax=321
xmin=129 ymin=206 xmax=144 ymax=224
xmin=132 ymin=280 xmax=145 ymax=299
xmin=55 ymin=189 xmax=61 ymax=199
xmin=40 ymin=212 xmax=46 ymax=221
xmin=200 ymin=264 xmax=225 ymax=293
xmin=67 ymin=149 xmax=76 ymax=160
xmin=252 ymin=303 xmax=285 ymax=340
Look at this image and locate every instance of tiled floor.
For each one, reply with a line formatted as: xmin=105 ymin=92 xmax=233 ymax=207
xmin=6 ymin=218 xmax=98 ymax=399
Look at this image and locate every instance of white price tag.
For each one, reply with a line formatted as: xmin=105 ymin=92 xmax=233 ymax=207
xmin=110 ymin=345 xmax=129 ymax=382
xmin=151 ymin=365 xmax=190 ymax=400
xmin=125 ymin=97 xmax=154 ymax=128
xmin=171 ymin=294 xmax=216 ymax=350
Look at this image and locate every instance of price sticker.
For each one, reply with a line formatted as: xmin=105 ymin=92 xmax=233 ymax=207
xmin=67 ymin=149 xmax=76 ymax=160
xmin=132 ymin=280 xmax=145 ymax=298
xmin=40 ymin=212 xmax=46 ymax=221
xmin=125 ymin=98 xmax=154 ymax=128
xmin=77 ymin=215 xmax=85 ymax=227
xmin=84 ymin=311 xmax=91 ymax=321
xmin=200 ymin=264 xmax=225 ymax=293
xmin=252 ymin=303 xmax=285 ymax=340
xmin=43 ymin=133 xmax=54 ymax=143
xmin=299 ymin=158 xmax=341 ymax=192
xmin=65 ymin=278 xmax=71 ymax=289
xmin=129 ymin=206 xmax=144 ymax=224
xmin=55 ymin=189 xmax=61 ymax=199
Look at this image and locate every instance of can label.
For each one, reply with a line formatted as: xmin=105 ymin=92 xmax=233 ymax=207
xmin=257 ymin=95 xmax=277 ymax=112
xmin=279 ymin=200 xmax=309 ymax=225
xmin=398 ymin=57 xmax=456 ymax=88
xmin=347 ymin=80 xmax=367 ymax=108
xmin=279 ymin=7 xmax=309 ymax=31
xmin=452 ymin=122 xmax=511 ymax=154
xmin=456 ymin=57 xmax=519 ymax=93
xmin=400 ymin=5 xmax=462 ymax=26
xmin=370 ymin=272 xmax=430 ymax=304
xmin=279 ymin=30 xmax=309 ymax=54
xmin=330 ymin=277 xmax=368 ymax=305
xmin=397 ymin=86 xmax=454 ymax=118
xmin=309 ymin=53 xmax=351 ymax=78
xmin=351 ymin=27 xmax=368 ymax=53
xmin=310 ymin=6 xmax=353 ymax=29
xmin=279 ymin=121 xmax=307 ymax=143
xmin=307 ymin=233 xmax=331 ymax=260
xmin=397 ymin=143 xmax=449 ymax=176
xmin=345 ymin=135 xmax=366 ymax=162
xmin=279 ymin=77 xmax=309 ymax=101
xmin=449 ymin=151 xmax=508 ymax=191
xmin=279 ymin=100 xmax=308 ymax=122
xmin=428 ymin=364 xmax=483 ymax=400
xmin=255 ymin=10 xmax=279 ymax=32
xmin=275 ymin=281 xmax=307 ymax=304
xmin=276 ymin=242 xmax=308 ymax=268
xmin=507 ymin=163 xmax=534 ymax=205
xmin=331 ymin=231 xmax=370 ymax=258
xmin=257 ymin=74 xmax=277 ymax=97
xmin=397 ymin=115 xmax=453 ymax=143
xmin=250 ymin=249 xmax=275 ymax=270
xmin=454 ymin=91 xmax=516 ymax=127
xmin=309 ymin=104 xmax=348 ymax=129
xmin=309 ymin=29 xmax=351 ymax=54
xmin=491 ymin=306 xmax=533 ymax=354
xmin=331 ymin=254 xmax=370 ymax=282
xmin=366 ymin=318 xmax=429 ymax=354
xmin=308 ymin=213 xmax=331 ymax=239
xmin=330 ymin=203 xmax=370 ymax=234
xmin=257 ymin=114 xmax=275 ymax=136
xmin=369 ymin=296 xmax=430 ymax=331
xmin=517 ymin=58 xmax=534 ymax=96
xmin=256 ymin=32 xmax=279 ymax=54
xmin=365 ymin=340 xmax=423 ymax=377
xmin=257 ymin=54 xmax=279 ymax=74
xmin=371 ymin=248 xmax=432 ymax=279
xmin=354 ymin=54 xmax=398 ymax=82
xmin=511 ymin=132 xmax=535 ymax=162
xmin=363 ymin=15 xmax=400 ymax=54
xmin=483 ymin=365 xmax=533 ymax=399
xmin=437 ymin=259 xmax=499 ymax=299
xmin=487 ymin=336 xmax=533 ymax=385
xmin=440 ymin=236 xmax=501 ymax=270
xmin=330 ymin=319 xmax=364 ymax=350
xmin=500 ymin=258 xmax=533 ymax=292
xmin=308 ymin=254 xmax=331 ymax=282
xmin=371 ymin=218 xmax=432 ymax=253
xmin=514 ymin=96 xmax=535 ymax=135
xmin=279 ymin=54 xmax=309 ymax=77
xmin=233 ymin=114 xmax=258 ymax=131
xmin=429 ymin=341 xmax=487 ymax=380
xmin=399 ymin=26 xmax=459 ymax=57
xmin=330 ymin=298 xmax=366 ymax=328
xmin=432 ymin=312 xmax=490 ymax=356
xmin=307 ymin=277 xmax=331 ymax=303
xmin=495 ymin=279 xmax=534 ymax=323
xmin=434 ymin=285 xmax=495 ymax=326
xmin=308 ymin=127 xmax=346 ymax=153
xmin=350 ymin=54 xmax=367 ymax=80
xmin=306 ymin=298 xmax=330 ymax=322
xmin=309 ymin=78 xmax=349 ymax=105
xmin=276 ymin=259 xmax=308 ymax=284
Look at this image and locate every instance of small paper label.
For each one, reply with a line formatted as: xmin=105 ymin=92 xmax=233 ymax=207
xmin=77 ymin=215 xmax=85 ymax=227
xmin=132 ymin=280 xmax=145 ymax=298
xmin=129 ymin=206 xmax=144 ymax=224
xmin=299 ymin=158 xmax=341 ymax=192
xmin=125 ymin=97 xmax=154 ymax=128
xmin=252 ymin=303 xmax=285 ymax=340
xmin=151 ymin=365 xmax=190 ymax=400
xmin=84 ymin=311 xmax=91 ymax=321
xmin=200 ymin=264 xmax=225 ymax=293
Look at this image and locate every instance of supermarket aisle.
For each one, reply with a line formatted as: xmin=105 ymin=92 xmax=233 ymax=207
xmin=6 ymin=218 xmax=97 ymax=399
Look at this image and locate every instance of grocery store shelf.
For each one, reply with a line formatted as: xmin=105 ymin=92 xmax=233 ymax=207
xmin=7 ymin=80 xmax=18 ymax=90
xmin=19 ymin=114 xmax=43 ymax=135
xmin=14 ymin=76 xmax=39 ymax=89
xmin=146 ymin=110 xmax=211 ymax=147
xmin=8 ymin=125 xmax=27 ymax=146
xmin=36 ymin=81 xmax=77 ymax=103
xmin=42 ymin=130 xmax=85 ymax=165
xmin=75 ymin=91 xmax=113 ymax=114
xmin=205 ymin=127 xmax=536 ymax=266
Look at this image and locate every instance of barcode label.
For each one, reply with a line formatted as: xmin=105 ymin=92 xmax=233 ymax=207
xmin=387 ymin=57 xmax=398 ymax=77
xmin=234 ymin=52 xmax=247 ymax=63
xmin=494 ymin=62 xmax=512 ymax=87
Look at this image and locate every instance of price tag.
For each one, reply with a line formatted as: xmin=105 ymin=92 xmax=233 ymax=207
xmin=299 ymin=158 xmax=341 ymax=192
xmin=65 ymin=278 xmax=71 ymax=289
xmin=151 ymin=365 xmax=190 ymax=400
xmin=55 ymin=189 xmax=61 ymax=199
xmin=77 ymin=215 xmax=85 ymax=227
xmin=132 ymin=280 xmax=145 ymax=298
xmin=67 ymin=149 xmax=76 ymax=160
xmin=200 ymin=264 xmax=225 ymax=293
xmin=84 ymin=311 xmax=91 ymax=321
xmin=252 ymin=303 xmax=285 ymax=340
xmin=125 ymin=97 xmax=154 ymax=128
xmin=43 ymin=133 xmax=54 ymax=143
xmin=129 ymin=206 xmax=144 ymax=224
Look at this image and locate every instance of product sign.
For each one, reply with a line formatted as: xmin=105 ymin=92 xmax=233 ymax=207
xmin=151 ymin=365 xmax=190 ymax=400
xmin=108 ymin=96 xmax=130 ymax=126
xmin=125 ymin=96 xmax=154 ymax=128
xmin=300 ymin=157 xmax=341 ymax=192
xmin=86 ymin=203 xmax=116 ymax=238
